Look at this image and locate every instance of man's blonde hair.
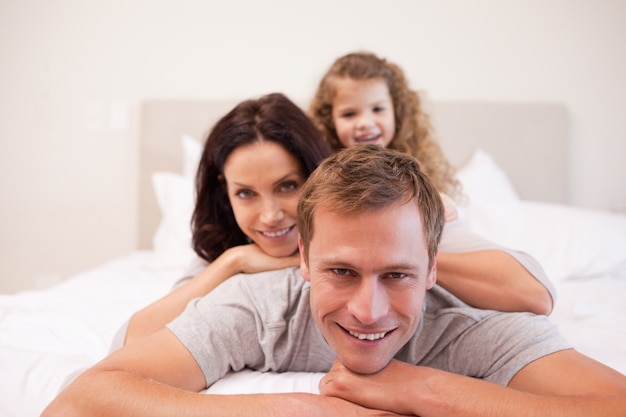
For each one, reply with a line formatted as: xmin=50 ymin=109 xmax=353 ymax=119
xmin=298 ymin=145 xmax=445 ymax=270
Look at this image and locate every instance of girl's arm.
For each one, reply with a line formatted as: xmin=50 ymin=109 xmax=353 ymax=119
xmin=436 ymin=194 xmax=554 ymax=315
xmin=435 ymin=250 xmax=553 ymax=314
xmin=123 ymin=245 xmax=299 ymax=345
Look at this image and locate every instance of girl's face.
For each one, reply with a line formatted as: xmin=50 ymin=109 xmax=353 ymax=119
xmin=223 ymin=140 xmax=305 ymax=258
xmin=331 ymin=77 xmax=396 ymax=149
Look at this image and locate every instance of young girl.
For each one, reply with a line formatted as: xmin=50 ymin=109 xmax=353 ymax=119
xmin=309 ymin=51 xmax=554 ymax=314
xmin=118 ymin=93 xmax=332 ymax=346
xmin=310 ymin=51 xmax=459 ymax=198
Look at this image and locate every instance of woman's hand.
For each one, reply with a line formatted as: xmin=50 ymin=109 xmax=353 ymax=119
xmin=226 ymin=244 xmax=300 ymax=274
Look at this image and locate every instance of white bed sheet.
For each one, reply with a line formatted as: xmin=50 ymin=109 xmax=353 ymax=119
xmin=0 ymin=252 xmax=179 ymax=417
xmin=550 ymin=275 xmax=626 ymax=374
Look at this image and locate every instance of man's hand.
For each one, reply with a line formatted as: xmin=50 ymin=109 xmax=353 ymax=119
xmin=320 ymin=359 xmax=419 ymax=416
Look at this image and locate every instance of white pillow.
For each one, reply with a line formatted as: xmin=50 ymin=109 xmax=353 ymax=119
xmin=455 ymin=149 xmax=520 ymax=205
xmin=456 ymin=148 xmax=626 ymax=282
xmin=150 ymin=135 xmax=203 ymax=267
xmin=151 ymin=172 xmax=196 ymax=267
xmin=205 ymin=370 xmax=324 ymax=395
xmin=465 ymin=200 xmax=626 ymax=282
xmin=182 ymin=134 xmax=203 ymax=179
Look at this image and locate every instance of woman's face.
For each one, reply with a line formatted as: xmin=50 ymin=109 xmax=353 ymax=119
xmin=223 ymin=139 xmax=306 ymax=258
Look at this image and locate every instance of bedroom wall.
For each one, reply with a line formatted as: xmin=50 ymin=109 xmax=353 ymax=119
xmin=1 ymin=0 xmax=625 ymax=293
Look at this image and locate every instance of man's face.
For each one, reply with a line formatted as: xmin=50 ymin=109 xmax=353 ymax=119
xmin=299 ymin=201 xmax=436 ymax=374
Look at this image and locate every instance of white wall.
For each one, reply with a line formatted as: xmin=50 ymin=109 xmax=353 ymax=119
xmin=1 ymin=0 xmax=625 ymax=293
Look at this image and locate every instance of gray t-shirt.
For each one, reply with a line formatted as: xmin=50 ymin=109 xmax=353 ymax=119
xmin=168 ymin=266 xmax=570 ymax=389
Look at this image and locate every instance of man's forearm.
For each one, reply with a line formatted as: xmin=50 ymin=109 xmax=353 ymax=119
xmin=319 ymin=358 xmax=626 ymax=417
xmin=42 ymin=368 xmax=401 ymax=417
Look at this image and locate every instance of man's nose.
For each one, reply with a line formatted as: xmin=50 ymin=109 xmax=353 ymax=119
xmin=346 ymin=278 xmax=389 ymax=325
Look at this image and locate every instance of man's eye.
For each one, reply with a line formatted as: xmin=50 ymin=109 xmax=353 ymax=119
xmin=332 ymin=268 xmax=352 ymax=276
xmin=387 ymin=272 xmax=406 ymax=279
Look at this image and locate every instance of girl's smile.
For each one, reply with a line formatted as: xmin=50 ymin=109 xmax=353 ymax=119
xmin=331 ymin=77 xmax=396 ymax=150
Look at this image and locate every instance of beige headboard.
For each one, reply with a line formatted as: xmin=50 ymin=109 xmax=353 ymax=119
xmin=139 ymin=99 xmax=568 ymax=249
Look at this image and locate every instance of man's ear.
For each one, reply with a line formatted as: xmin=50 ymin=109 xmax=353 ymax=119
xmin=298 ymin=234 xmax=311 ymax=282
xmin=426 ymin=251 xmax=438 ymax=290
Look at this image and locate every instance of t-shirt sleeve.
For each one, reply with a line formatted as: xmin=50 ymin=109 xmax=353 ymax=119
xmin=444 ymin=311 xmax=571 ymax=385
xmin=167 ymin=275 xmax=267 ymax=387
xmin=166 ymin=268 xmax=310 ymax=388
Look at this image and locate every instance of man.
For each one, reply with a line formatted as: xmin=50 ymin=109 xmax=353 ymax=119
xmin=43 ymin=145 xmax=626 ymax=416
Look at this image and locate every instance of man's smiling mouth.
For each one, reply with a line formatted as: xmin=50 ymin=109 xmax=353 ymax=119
xmin=348 ymin=330 xmax=388 ymax=341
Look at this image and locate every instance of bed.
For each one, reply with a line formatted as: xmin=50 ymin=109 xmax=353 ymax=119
xmin=2 ymin=98 xmax=625 ymax=417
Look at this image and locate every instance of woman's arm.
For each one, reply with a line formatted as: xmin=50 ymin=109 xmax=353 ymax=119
xmin=123 ymin=245 xmax=299 ymax=345
xmin=436 ymin=249 xmax=553 ymax=314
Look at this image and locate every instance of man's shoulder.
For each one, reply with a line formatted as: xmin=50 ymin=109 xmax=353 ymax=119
xmin=238 ymin=266 xmax=302 ymax=280
xmin=231 ymin=266 xmax=304 ymax=289
xmin=422 ymin=285 xmax=499 ymax=330
xmin=220 ymin=267 xmax=309 ymax=305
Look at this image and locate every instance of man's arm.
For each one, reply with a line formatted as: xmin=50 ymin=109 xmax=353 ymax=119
xmin=41 ymin=328 xmax=401 ymax=417
xmin=319 ymin=350 xmax=626 ymax=417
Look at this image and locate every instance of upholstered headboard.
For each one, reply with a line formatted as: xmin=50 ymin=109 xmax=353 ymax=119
xmin=138 ymin=99 xmax=568 ymax=249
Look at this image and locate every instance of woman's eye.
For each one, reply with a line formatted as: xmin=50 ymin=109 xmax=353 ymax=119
xmin=236 ymin=189 xmax=254 ymax=199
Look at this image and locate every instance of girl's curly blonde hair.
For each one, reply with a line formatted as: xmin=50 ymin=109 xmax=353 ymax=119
xmin=309 ymin=51 xmax=460 ymax=198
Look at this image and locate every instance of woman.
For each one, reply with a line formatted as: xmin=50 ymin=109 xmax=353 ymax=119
xmin=118 ymin=93 xmax=332 ymax=346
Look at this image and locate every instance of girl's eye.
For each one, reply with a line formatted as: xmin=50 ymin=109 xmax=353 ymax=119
xmin=340 ymin=111 xmax=355 ymax=118
xmin=373 ymin=106 xmax=385 ymax=113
